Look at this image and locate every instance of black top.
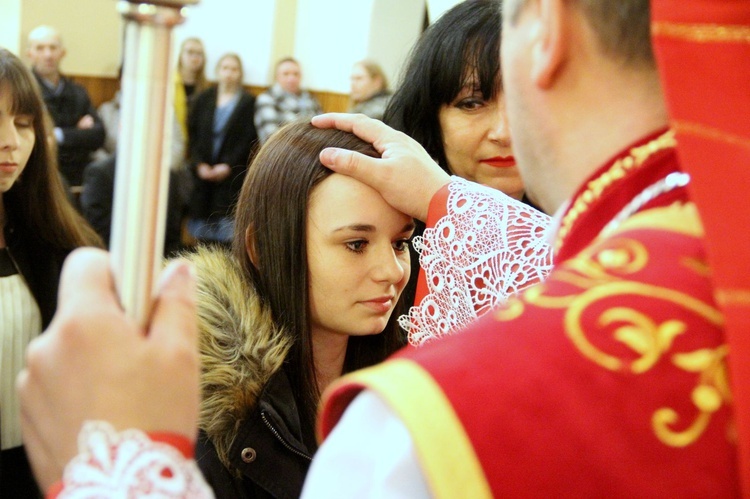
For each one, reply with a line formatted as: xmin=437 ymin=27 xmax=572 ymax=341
xmin=187 ymin=87 xmax=258 ymax=219
xmin=80 ymin=155 xmax=184 ymax=256
xmin=33 ymin=71 xmax=105 ymax=185
xmin=0 ymin=248 xmax=17 ymax=277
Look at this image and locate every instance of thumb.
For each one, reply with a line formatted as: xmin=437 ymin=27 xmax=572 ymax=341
xmin=149 ymin=260 xmax=197 ymax=349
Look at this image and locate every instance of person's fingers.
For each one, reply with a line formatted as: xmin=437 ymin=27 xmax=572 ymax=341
xmin=319 ymin=147 xmax=388 ymax=183
xmin=312 ymin=113 xmax=397 ymax=152
xmin=149 ymin=259 xmax=197 ymax=350
xmin=57 ymin=248 xmax=120 ymax=316
xmin=146 ymin=260 xmax=200 ymax=439
xmin=311 ymin=112 xmax=359 ymax=131
xmin=16 ymin=369 xmax=66 ymax=490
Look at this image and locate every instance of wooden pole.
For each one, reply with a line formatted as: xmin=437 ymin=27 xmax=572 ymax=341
xmin=112 ymin=0 xmax=197 ymax=326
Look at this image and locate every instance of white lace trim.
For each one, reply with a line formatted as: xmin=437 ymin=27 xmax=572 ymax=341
xmin=400 ymin=177 xmax=554 ymax=346
xmin=57 ymin=421 xmax=213 ymax=498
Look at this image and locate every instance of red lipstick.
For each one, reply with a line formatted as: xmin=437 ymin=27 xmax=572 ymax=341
xmin=481 ymin=156 xmax=516 ymax=168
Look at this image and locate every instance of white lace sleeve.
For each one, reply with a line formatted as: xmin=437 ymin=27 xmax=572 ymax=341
xmin=400 ymin=177 xmax=554 ymax=346
xmin=56 ymin=421 xmax=213 ymax=498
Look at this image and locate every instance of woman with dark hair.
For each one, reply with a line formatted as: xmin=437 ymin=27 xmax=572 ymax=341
xmin=384 ymin=0 xmax=553 ymax=342
xmin=0 ymin=48 xmax=101 ymax=496
xmin=187 ymin=53 xmax=257 ymax=245
xmin=189 ymin=120 xmax=414 ymax=498
xmin=385 ymin=0 xmax=527 ymax=201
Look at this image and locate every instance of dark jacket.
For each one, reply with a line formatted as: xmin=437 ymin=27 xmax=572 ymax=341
xmin=188 ymin=87 xmax=258 ymax=219
xmin=4 ymin=212 xmax=68 ymax=329
xmin=80 ymin=155 xmax=184 ymax=256
xmin=33 ymin=71 xmax=105 ymax=186
xmin=185 ymin=248 xmax=313 ymax=499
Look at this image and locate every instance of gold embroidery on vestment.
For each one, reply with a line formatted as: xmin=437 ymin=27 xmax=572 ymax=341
xmin=518 ymin=216 xmax=728 ymax=447
xmin=610 ymin=202 xmax=703 ymax=239
xmin=554 ymin=131 xmax=676 ymax=252
xmin=562 ymin=281 xmax=722 ymax=373
xmin=653 ymin=345 xmax=730 ymax=447
xmin=681 ymin=256 xmax=711 ymax=278
xmin=652 ymin=21 xmax=750 ymax=44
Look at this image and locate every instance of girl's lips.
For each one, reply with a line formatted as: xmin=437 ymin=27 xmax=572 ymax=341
xmin=360 ymin=296 xmax=395 ymax=313
xmin=481 ymin=157 xmax=516 ymax=168
xmin=0 ymin=163 xmax=18 ymax=174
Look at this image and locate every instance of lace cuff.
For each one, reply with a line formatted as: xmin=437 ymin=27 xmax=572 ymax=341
xmin=52 ymin=421 xmax=213 ymax=498
xmin=400 ymin=177 xmax=554 ymax=346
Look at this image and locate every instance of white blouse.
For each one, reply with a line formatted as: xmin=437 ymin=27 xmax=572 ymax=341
xmin=1 ymin=271 xmax=42 ymax=449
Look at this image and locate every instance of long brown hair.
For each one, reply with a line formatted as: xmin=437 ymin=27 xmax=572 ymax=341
xmin=233 ymin=121 xmax=408 ymax=444
xmin=0 ymin=48 xmax=101 ymax=249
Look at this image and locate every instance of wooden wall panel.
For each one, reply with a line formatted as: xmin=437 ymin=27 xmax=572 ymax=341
xmin=70 ymin=75 xmax=120 ymax=108
xmin=71 ymin=75 xmax=350 ymax=113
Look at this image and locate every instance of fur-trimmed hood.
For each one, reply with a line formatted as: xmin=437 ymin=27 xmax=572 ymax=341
xmin=183 ymin=246 xmax=292 ymax=468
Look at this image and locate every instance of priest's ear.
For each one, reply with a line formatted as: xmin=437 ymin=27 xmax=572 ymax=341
xmin=530 ymin=0 xmax=569 ymax=89
xmin=245 ymin=224 xmax=259 ymax=270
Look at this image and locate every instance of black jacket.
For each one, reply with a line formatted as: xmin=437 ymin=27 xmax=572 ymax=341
xmin=188 ymin=87 xmax=258 ymax=219
xmin=33 ymin=71 xmax=105 ymax=186
xmin=185 ymin=248 xmax=313 ymax=498
xmin=196 ymin=369 xmax=313 ymax=499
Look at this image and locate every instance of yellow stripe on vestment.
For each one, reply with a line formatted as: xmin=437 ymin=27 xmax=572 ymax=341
xmin=652 ymin=21 xmax=750 ymax=43
xmin=673 ymin=120 xmax=750 ymax=151
xmin=343 ymin=359 xmax=493 ymax=499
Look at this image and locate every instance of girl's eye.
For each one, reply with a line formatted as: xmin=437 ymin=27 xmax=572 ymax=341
xmin=15 ymin=116 xmax=33 ymax=128
xmin=346 ymin=240 xmax=367 ymax=253
xmin=393 ymin=239 xmax=410 ymax=252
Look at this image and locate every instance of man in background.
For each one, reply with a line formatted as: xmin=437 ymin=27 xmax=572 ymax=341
xmin=254 ymin=57 xmax=322 ymax=143
xmin=27 ymin=25 xmax=104 ymax=187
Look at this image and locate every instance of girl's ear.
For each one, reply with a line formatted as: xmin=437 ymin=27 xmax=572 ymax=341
xmin=245 ymin=224 xmax=259 ymax=269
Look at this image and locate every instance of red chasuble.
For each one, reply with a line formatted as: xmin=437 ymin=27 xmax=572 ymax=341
xmin=320 ymin=131 xmax=738 ymax=497
xmin=651 ymin=1 xmax=750 ymax=493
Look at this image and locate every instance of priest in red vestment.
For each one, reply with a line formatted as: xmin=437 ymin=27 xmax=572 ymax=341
xmin=304 ymin=0 xmax=749 ymax=496
xmin=11 ymin=0 xmax=750 ymax=496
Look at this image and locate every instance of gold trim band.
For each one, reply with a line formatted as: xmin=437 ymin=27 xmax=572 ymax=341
xmin=342 ymin=360 xmax=493 ymax=499
xmin=673 ymin=120 xmax=750 ymax=151
xmin=716 ymin=288 xmax=750 ymax=308
xmin=652 ymin=21 xmax=750 ymax=44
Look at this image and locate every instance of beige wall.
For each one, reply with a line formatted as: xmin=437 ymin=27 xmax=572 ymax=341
xmin=269 ymin=0 xmax=298 ymax=81
xmin=0 ymin=0 xmax=22 ymax=54
xmin=19 ymin=0 xmax=122 ymax=76
xmin=9 ymin=0 xmax=463 ymax=85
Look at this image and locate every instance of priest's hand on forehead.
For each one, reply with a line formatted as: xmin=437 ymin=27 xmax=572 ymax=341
xmin=312 ymin=113 xmax=449 ymax=222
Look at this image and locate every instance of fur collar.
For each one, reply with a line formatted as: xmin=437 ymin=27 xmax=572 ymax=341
xmin=184 ymin=246 xmax=292 ymax=466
